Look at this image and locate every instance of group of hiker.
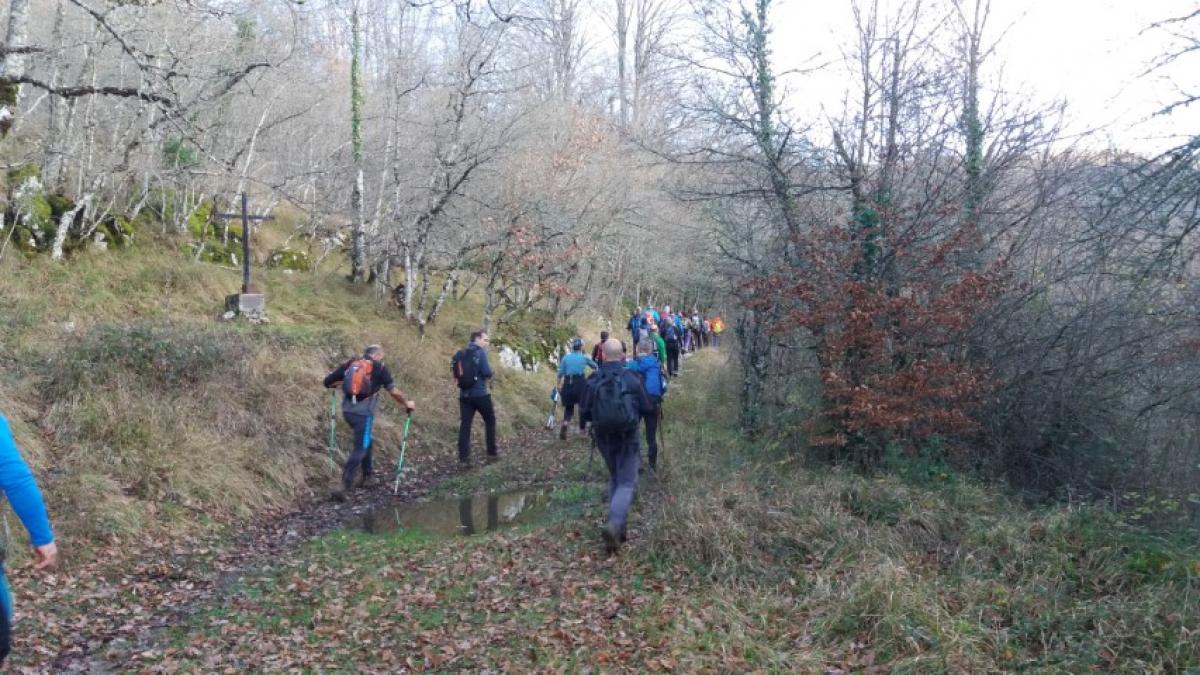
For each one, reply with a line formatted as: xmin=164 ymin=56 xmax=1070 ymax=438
xmin=323 ymin=308 xmax=721 ymax=554
xmin=627 ymin=306 xmax=725 ymax=379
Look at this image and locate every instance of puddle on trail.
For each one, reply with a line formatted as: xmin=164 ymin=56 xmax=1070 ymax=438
xmin=354 ymin=490 xmax=555 ymax=537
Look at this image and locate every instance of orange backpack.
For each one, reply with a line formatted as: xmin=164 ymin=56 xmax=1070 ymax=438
xmin=343 ymin=358 xmax=376 ymax=403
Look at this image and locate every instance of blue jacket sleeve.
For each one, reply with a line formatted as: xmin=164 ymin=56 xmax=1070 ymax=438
xmin=0 ymin=415 xmax=54 ymax=546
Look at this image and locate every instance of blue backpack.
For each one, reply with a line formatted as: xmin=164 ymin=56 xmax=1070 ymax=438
xmin=634 ymin=355 xmax=664 ymax=397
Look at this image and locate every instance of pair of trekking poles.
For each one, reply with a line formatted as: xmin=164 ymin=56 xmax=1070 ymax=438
xmin=328 ymin=391 xmax=414 ymax=496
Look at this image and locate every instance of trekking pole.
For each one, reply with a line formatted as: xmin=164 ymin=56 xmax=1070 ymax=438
xmin=657 ymin=404 xmax=666 ymax=473
xmin=327 ymin=390 xmax=341 ymax=467
xmin=392 ymin=411 xmax=413 ymax=496
xmin=545 ymin=387 xmax=559 ymax=430
xmin=586 ymin=427 xmax=596 ymax=480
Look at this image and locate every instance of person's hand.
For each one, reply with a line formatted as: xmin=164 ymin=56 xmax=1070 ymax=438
xmin=32 ymin=541 xmax=58 ymax=570
xmin=405 ymin=400 xmax=416 ymax=413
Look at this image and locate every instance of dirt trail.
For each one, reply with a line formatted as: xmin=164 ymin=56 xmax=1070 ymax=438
xmin=11 ymin=429 xmax=580 ymax=672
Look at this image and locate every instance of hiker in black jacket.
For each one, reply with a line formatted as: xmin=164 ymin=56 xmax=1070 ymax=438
xmin=452 ymin=330 xmax=498 ymax=465
xmin=324 ymin=344 xmax=416 ymax=500
xmin=581 ymin=338 xmax=654 ymax=553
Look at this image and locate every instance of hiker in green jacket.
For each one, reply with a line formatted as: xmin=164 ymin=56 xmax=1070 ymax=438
xmin=649 ymin=328 xmax=667 ymax=365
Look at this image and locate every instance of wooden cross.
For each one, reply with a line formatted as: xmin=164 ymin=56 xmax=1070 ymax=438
xmin=213 ymin=192 xmax=274 ymax=293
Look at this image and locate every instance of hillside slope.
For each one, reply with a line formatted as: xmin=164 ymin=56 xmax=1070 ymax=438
xmin=0 ymin=236 xmax=557 ymax=557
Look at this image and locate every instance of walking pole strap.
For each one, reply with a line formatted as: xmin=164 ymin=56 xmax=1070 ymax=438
xmin=327 ymin=391 xmax=340 ymax=465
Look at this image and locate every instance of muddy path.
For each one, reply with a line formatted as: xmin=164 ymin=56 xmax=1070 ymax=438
xmin=11 ymin=428 xmax=588 ymax=673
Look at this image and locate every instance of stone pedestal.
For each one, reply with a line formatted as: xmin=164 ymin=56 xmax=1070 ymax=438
xmin=223 ymin=293 xmax=267 ymax=322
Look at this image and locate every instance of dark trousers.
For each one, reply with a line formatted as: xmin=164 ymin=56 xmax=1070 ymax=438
xmin=666 ymin=343 xmax=680 ymax=377
xmin=596 ymin=428 xmax=641 ymax=533
xmin=561 ymin=377 xmax=586 ymax=429
xmin=341 ymin=411 xmax=374 ymax=489
xmin=643 ymin=396 xmax=662 ymax=469
xmin=458 ymin=395 xmax=497 ymax=461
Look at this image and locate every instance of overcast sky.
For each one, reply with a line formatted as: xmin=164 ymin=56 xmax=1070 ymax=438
xmin=770 ymin=0 xmax=1199 ymax=153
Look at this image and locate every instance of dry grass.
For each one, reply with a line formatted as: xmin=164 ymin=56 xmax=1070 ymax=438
xmin=641 ymin=347 xmax=1200 ymax=671
xmin=0 ymin=234 xmax=556 ymax=561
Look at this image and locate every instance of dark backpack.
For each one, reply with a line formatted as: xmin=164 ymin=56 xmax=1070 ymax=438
xmin=663 ymin=323 xmax=679 ymax=344
xmin=590 ymin=370 xmax=641 ymax=433
xmin=452 ymin=348 xmax=480 ymax=390
xmin=342 ymin=358 xmax=376 ymax=403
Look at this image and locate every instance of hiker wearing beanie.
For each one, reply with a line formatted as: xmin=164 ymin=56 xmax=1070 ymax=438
xmin=556 ymin=337 xmax=598 ymax=439
xmin=581 ymin=339 xmax=654 ymax=554
xmin=324 ymin=344 xmax=416 ymax=500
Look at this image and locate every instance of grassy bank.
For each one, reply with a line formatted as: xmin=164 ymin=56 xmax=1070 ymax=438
xmin=0 ymin=236 xmax=556 ymax=560
xmin=643 ymin=351 xmax=1200 ymax=671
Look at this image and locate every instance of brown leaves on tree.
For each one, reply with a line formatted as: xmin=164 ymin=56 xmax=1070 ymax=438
xmin=748 ymin=204 xmax=1009 ymax=461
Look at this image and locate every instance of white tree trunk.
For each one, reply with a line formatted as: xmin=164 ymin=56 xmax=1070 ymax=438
xmin=0 ymin=0 xmax=32 ymax=136
xmin=403 ymin=248 xmax=416 ymax=319
xmin=615 ymin=0 xmax=629 ymax=128
xmin=51 ymin=194 xmax=91 ymax=260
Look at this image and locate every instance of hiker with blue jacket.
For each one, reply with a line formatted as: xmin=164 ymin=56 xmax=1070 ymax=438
xmin=556 ymin=337 xmax=598 ymax=440
xmin=452 ymin=330 xmax=498 ymax=466
xmin=0 ymin=413 xmax=59 ymax=664
xmin=581 ymin=339 xmax=654 ymax=554
xmin=324 ymin=345 xmax=416 ymax=500
xmin=628 ymin=339 xmax=667 ymax=471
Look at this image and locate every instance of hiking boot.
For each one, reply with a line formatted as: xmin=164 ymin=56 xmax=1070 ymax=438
xmin=559 ymin=424 xmax=568 ymax=440
xmin=331 ymin=489 xmax=348 ymax=503
xmin=357 ymin=474 xmax=380 ymax=489
xmin=601 ymin=523 xmax=621 ymax=554
xmin=484 ymin=452 xmax=501 ymax=464
xmin=458 ymin=458 xmax=473 ymax=469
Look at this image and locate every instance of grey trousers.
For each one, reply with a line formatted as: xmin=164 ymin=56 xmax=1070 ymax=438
xmin=596 ymin=428 xmax=641 ymax=533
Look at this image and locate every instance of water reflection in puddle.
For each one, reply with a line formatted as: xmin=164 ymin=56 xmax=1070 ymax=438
xmin=355 ymin=490 xmax=552 ymax=536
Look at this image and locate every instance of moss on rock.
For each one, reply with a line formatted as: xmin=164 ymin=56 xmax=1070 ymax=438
xmin=6 ymin=163 xmax=40 ymax=187
xmin=46 ymin=193 xmax=75 ymax=218
xmin=186 ymin=202 xmax=213 ymax=239
xmin=101 ymin=216 xmax=136 ymax=248
xmin=267 ymin=247 xmax=312 ymax=272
